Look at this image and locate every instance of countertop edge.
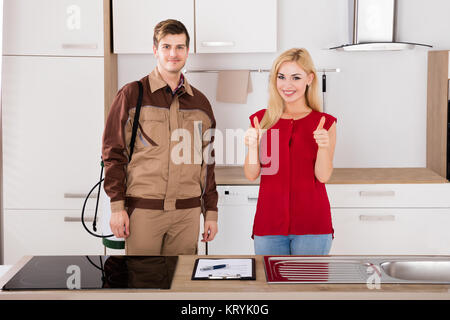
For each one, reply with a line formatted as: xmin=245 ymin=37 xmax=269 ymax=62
xmin=1 ymin=255 xmax=450 ymax=299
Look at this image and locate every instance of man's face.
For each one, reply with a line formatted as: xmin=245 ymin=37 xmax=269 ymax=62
xmin=153 ymin=33 xmax=189 ymax=74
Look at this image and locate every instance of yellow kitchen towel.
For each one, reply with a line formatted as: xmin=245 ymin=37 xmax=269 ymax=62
xmin=216 ymin=70 xmax=253 ymax=104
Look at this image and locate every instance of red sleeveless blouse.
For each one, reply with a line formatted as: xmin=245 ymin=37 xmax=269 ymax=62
xmin=249 ymin=109 xmax=337 ymax=238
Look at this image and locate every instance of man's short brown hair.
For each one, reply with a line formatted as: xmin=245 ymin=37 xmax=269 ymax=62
xmin=153 ymin=19 xmax=190 ymax=48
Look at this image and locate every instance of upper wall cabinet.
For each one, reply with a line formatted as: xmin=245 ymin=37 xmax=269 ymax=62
xmin=2 ymin=56 xmax=105 ymax=210
xmin=195 ymin=0 xmax=277 ymax=53
xmin=112 ymin=0 xmax=277 ymax=54
xmin=112 ymin=0 xmax=195 ymax=54
xmin=2 ymin=0 xmax=104 ymax=56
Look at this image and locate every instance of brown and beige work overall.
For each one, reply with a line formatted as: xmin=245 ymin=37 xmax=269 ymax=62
xmin=102 ymin=68 xmax=218 ymax=255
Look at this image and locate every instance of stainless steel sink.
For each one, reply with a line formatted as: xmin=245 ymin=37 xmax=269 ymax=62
xmin=264 ymin=256 xmax=450 ymax=284
xmin=381 ymin=261 xmax=450 ymax=282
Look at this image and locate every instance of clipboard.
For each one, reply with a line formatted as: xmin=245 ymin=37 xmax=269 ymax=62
xmin=191 ymin=258 xmax=256 ymax=280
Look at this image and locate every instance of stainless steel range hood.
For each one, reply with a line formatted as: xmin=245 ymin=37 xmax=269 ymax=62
xmin=330 ymin=0 xmax=432 ymax=51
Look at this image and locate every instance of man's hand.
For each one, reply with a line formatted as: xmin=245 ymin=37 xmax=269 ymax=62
xmin=202 ymin=220 xmax=218 ymax=242
xmin=110 ymin=210 xmax=130 ymax=238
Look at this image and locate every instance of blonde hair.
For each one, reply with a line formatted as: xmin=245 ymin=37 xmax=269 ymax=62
xmin=259 ymin=48 xmax=321 ymax=129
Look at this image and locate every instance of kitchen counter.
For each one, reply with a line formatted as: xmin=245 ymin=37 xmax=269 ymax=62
xmin=215 ymin=166 xmax=449 ymax=185
xmin=1 ymin=255 xmax=450 ymax=300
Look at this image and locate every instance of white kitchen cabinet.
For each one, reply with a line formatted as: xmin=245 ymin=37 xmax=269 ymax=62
xmin=3 ymin=0 xmax=104 ymax=56
xmin=330 ymin=208 xmax=450 ymax=255
xmin=325 ymin=183 xmax=450 ymax=208
xmin=327 ymin=183 xmax=450 ymax=255
xmin=209 ymin=183 xmax=450 ymax=256
xmin=112 ymin=0 xmax=195 ymax=54
xmin=1 ymin=56 xmax=104 ymax=210
xmin=112 ymin=0 xmax=277 ymax=54
xmin=3 ymin=210 xmax=104 ymax=265
xmin=195 ymin=0 xmax=277 ymax=53
xmin=207 ymin=186 xmax=259 ymax=255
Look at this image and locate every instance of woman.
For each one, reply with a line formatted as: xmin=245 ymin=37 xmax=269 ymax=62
xmin=244 ymin=48 xmax=337 ymax=255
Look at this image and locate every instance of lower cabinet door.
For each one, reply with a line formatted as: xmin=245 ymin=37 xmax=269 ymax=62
xmin=207 ymin=204 xmax=256 ymax=255
xmin=4 ymin=210 xmax=104 ymax=265
xmin=330 ymin=208 xmax=450 ymax=255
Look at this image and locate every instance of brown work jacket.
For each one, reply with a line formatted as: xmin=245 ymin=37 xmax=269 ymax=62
xmin=102 ymin=68 xmax=218 ymax=221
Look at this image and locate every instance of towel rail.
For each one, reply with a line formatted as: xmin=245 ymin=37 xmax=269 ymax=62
xmin=184 ymin=68 xmax=340 ymax=73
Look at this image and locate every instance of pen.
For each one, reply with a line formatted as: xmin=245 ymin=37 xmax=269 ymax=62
xmin=200 ymin=264 xmax=228 ymax=271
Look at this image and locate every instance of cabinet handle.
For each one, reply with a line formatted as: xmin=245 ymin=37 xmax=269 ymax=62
xmin=64 ymin=216 xmax=96 ymax=222
xmin=200 ymin=41 xmax=235 ymax=47
xmin=359 ymin=215 xmax=395 ymax=221
xmin=61 ymin=43 xmax=98 ymax=50
xmin=359 ymin=191 xmax=395 ymax=197
xmin=64 ymin=193 xmax=98 ymax=199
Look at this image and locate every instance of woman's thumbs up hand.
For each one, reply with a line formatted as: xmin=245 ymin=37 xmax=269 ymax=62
xmin=313 ymin=116 xmax=329 ymax=149
xmin=253 ymin=116 xmax=261 ymax=131
xmin=245 ymin=117 xmax=262 ymax=149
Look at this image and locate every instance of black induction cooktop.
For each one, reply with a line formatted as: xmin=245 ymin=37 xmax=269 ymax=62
xmin=2 ymin=255 xmax=178 ymax=290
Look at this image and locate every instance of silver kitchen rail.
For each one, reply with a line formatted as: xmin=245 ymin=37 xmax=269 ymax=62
xmin=184 ymin=68 xmax=340 ymax=73
xmin=183 ymin=67 xmax=341 ymax=112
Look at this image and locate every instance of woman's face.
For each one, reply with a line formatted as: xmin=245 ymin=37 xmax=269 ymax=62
xmin=276 ymin=61 xmax=313 ymax=105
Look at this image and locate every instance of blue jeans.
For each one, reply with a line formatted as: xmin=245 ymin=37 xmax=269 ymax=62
xmin=254 ymin=234 xmax=332 ymax=255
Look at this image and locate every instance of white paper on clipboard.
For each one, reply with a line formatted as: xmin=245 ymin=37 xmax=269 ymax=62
xmin=194 ymin=259 xmax=254 ymax=279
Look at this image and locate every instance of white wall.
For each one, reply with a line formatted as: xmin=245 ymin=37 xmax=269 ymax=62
xmin=116 ymin=0 xmax=450 ymax=168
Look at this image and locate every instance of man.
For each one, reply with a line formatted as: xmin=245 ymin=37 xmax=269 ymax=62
xmin=102 ymin=19 xmax=218 ymax=255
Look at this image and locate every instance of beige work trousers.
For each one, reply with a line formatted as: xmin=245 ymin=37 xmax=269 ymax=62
xmin=125 ymin=207 xmax=201 ymax=255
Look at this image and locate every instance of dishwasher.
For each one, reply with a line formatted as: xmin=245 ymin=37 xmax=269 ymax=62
xmin=207 ymin=185 xmax=260 ymax=255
